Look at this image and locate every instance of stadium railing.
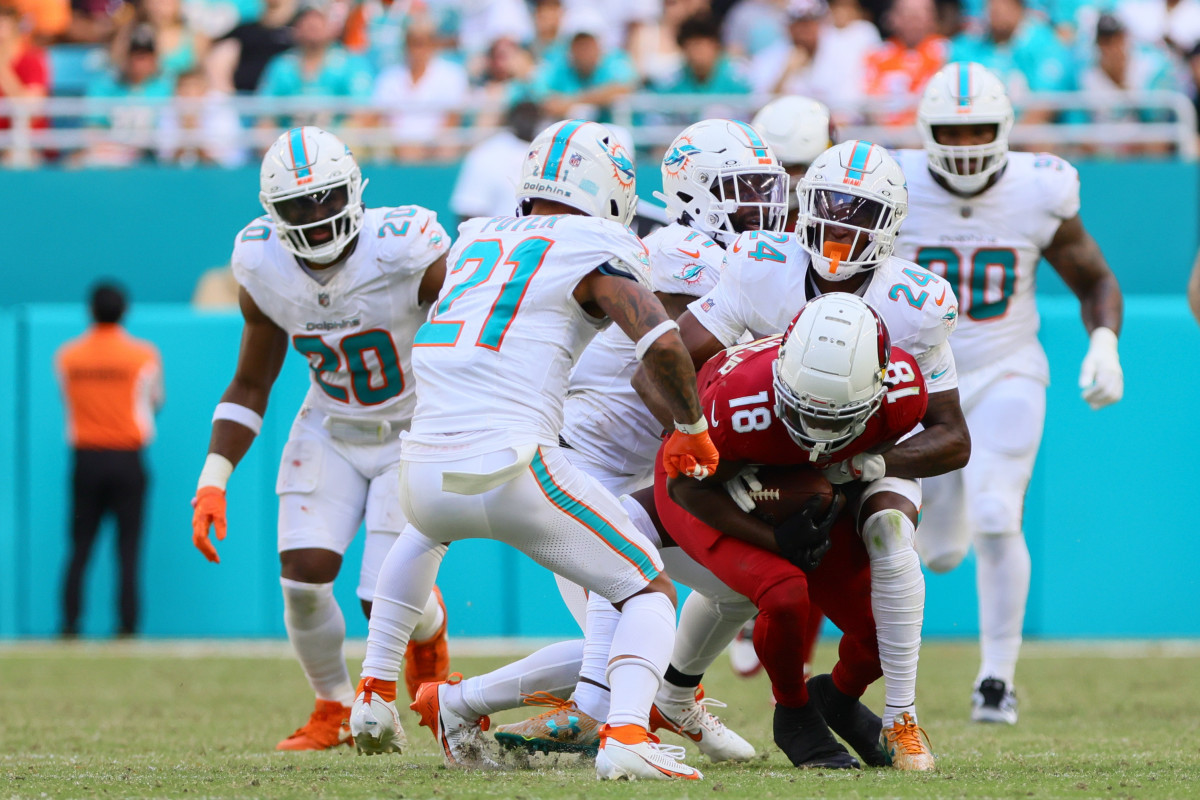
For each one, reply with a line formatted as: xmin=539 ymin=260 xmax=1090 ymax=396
xmin=1 ymin=90 xmax=1195 ymax=166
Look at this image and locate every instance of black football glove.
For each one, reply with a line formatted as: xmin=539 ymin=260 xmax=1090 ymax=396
xmin=773 ymin=491 xmax=846 ymax=573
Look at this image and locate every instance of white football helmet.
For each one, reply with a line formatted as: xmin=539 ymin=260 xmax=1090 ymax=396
xmin=518 ymin=119 xmax=637 ymax=225
xmin=260 ymin=126 xmax=367 ymax=265
xmin=656 ymin=118 xmax=789 ymax=246
xmin=751 ymin=96 xmax=834 ymax=171
xmin=773 ymin=293 xmax=891 ymax=461
xmin=796 ymin=140 xmax=908 ymax=281
xmin=918 ymin=61 xmax=1014 ymax=194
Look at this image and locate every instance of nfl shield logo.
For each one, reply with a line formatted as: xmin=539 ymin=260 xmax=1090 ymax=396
xmin=318 ymin=292 xmax=330 ymax=307
xmin=569 ymin=152 xmax=582 ymax=167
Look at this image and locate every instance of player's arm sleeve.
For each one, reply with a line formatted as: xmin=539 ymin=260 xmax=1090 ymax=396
xmin=650 ymin=239 xmax=723 ymax=298
xmin=914 ymin=340 xmax=958 ymax=393
xmin=913 ymin=280 xmax=960 ymax=392
xmin=1046 ymin=158 xmax=1082 ymax=221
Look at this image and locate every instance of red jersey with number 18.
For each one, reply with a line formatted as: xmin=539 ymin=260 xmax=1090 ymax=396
xmin=697 ymin=336 xmax=928 ymax=469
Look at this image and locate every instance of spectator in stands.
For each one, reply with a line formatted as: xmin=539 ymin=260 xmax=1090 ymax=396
xmin=1117 ymin=0 xmax=1200 ymax=59
xmin=4 ymin=0 xmax=70 ymax=43
xmin=82 ymin=24 xmax=173 ymax=166
xmin=112 ymin=0 xmax=208 ymax=80
xmin=723 ymin=0 xmax=790 ymax=58
xmin=257 ymin=5 xmax=373 ymax=130
xmin=470 ymin=35 xmax=537 ymax=129
xmin=949 ymin=0 xmax=1076 ymax=97
xmin=371 ymin=15 xmax=469 ymax=162
xmin=156 ymin=66 xmax=246 ymax=166
xmin=534 ymin=7 xmax=638 ymax=121
xmin=63 ymin=0 xmax=123 ymax=44
xmin=207 ymin=0 xmax=296 ymax=94
xmin=454 ymin=0 xmax=534 ymax=61
xmin=863 ymin=0 xmax=947 ymax=124
xmin=57 ymin=282 xmax=163 ymax=639
xmin=0 ymin=2 xmax=49 ymax=149
xmin=529 ymin=0 xmax=565 ymax=62
xmin=449 ymin=99 xmax=542 ymax=224
xmin=652 ymin=13 xmax=751 ymax=94
xmin=628 ymin=0 xmax=709 ymax=85
xmin=753 ymin=0 xmax=877 ymax=113
xmin=342 ymin=0 xmax=408 ymax=72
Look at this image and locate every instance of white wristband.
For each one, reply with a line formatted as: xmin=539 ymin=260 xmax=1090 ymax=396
xmin=197 ymin=453 xmax=234 ymax=491
xmin=634 ymin=320 xmax=681 ymax=361
xmin=674 ymin=417 xmax=708 ymax=436
xmin=1090 ymin=326 xmax=1119 ymax=352
xmin=213 ymin=402 xmax=264 ymax=435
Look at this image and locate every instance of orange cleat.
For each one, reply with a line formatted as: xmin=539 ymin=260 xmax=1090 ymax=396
xmin=404 ymin=585 xmax=450 ymax=701
xmin=276 ymin=698 xmax=354 ymax=751
xmin=410 ymin=673 xmax=497 ymax=768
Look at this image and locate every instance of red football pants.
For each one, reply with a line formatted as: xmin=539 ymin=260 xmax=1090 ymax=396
xmin=656 ymin=476 xmax=881 ymax=707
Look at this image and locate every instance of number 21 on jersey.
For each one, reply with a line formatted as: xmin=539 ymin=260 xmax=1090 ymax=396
xmin=414 ymin=237 xmax=552 ymax=350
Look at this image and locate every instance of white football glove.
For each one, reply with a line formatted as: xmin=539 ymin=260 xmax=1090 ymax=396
xmin=724 ymin=466 xmax=763 ymax=513
xmin=1078 ymin=327 xmax=1123 ymax=410
xmin=821 ymin=453 xmax=886 ymax=485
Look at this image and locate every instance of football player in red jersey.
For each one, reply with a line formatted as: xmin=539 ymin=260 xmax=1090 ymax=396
xmin=646 ymin=293 xmax=935 ymax=770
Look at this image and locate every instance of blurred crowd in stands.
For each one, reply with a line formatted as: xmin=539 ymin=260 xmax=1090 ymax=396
xmin=1 ymin=0 xmax=1198 ymax=167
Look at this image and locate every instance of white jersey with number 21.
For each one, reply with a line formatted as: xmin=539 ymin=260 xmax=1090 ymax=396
xmin=407 ymin=213 xmax=652 ymax=452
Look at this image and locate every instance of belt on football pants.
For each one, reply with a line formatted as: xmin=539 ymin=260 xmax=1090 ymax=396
xmin=322 ymin=415 xmax=407 ymax=444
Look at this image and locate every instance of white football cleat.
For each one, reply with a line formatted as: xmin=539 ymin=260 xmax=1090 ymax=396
xmin=729 ymin=620 xmax=763 ymax=678
xmin=972 ymin=678 xmax=1018 ymax=725
xmin=651 ymin=689 xmax=756 ymax=762
xmin=350 ymin=677 xmax=407 ymax=755
xmin=411 ymin=674 xmax=499 ymax=769
xmin=596 ymin=725 xmax=703 ymax=781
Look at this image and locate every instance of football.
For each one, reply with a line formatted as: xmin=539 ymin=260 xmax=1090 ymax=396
xmin=746 ymin=467 xmax=835 ymax=527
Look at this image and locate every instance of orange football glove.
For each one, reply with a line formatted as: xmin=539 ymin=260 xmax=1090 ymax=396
xmin=663 ymin=427 xmax=720 ymax=480
xmin=192 ymin=486 xmax=227 ymax=564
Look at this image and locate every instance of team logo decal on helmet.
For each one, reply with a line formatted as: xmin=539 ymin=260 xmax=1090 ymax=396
xmin=663 ymin=140 xmax=701 ymax=174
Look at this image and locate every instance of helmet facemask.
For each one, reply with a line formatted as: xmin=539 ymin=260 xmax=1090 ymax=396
xmin=921 ymin=120 xmax=1011 ymax=194
xmin=798 ymin=187 xmax=902 ymax=280
xmin=262 ymin=174 xmax=367 ymax=265
xmin=772 ymin=358 xmax=882 ymax=462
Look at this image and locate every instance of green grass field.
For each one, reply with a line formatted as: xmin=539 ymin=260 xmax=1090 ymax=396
xmin=3 ymin=640 xmax=1199 ymax=799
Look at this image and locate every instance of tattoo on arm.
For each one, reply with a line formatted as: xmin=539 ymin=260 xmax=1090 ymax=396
xmin=584 ymin=272 xmax=704 ymax=425
xmin=1045 ymin=215 xmax=1124 ymax=335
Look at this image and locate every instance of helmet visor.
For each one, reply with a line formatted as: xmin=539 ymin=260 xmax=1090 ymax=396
xmin=802 ymin=189 xmax=894 ymax=266
xmin=772 ymin=366 xmax=871 ymax=457
xmin=715 ymin=170 xmax=789 ymax=234
xmin=273 ymin=184 xmax=350 ymax=226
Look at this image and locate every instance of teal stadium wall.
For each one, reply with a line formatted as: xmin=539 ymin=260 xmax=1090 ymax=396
xmin=1 ymin=160 xmax=1197 ymax=640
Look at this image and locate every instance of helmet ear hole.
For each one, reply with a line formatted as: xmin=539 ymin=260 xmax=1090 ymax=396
xmin=610 ymin=199 xmax=621 ymax=220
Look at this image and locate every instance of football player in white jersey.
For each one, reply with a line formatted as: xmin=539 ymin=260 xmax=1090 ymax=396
xmin=349 ymin=119 xmax=719 ymax=781
xmin=657 ymin=139 xmax=972 ymax=771
xmin=492 ymin=118 xmax=787 ymax=762
xmin=190 ymin=127 xmax=452 ymax=751
xmin=893 ymin=62 xmax=1125 ymax=724
xmin=730 ymin=94 xmax=836 ymax=680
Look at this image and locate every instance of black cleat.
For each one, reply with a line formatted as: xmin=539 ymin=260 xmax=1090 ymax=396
xmin=972 ymin=677 xmax=1018 ymax=724
xmin=773 ymin=702 xmax=860 ymax=769
xmin=806 ymin=673 xmax=888 ymax=767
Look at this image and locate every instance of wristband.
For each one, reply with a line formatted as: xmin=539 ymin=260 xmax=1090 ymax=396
xmin=674 ymin=417 xmax=708 ymax=436
xmin=634 ymin=320 xmax=681 ymax=361
xmin=197 ymin=453 xmax=234 ymax=491
xmin=213 ymin=402 xmax=264 ymax=435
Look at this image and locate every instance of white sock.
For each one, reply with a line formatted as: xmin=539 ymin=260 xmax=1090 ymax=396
xmin=861 ymin=510 xmax=924 ymax=729
xmin=666 ymin=591 xmax=757 ymax=684
xmin=281 ymin=578 xmax=353 ymax=706
xmin=444 ymin=639 xmax=585 ymax=718
xmin=360 ymin=527 xmax=447 ymax=681
xmin=975 ymin=531 xmax=1030 ymax=687
xmin=574 ymin=591 xmax=620 ymax=721
xmin=409 ymin=589 xmax=445 ymax=644
xmin=605 ymin=591 xmax=676 ymax=729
